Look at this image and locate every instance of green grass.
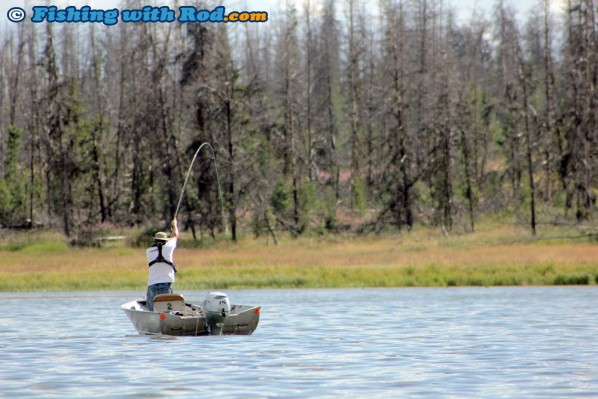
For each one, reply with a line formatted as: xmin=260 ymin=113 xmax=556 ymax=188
xmin=0 ymin=223 xmax=597 ymax=292
xmin=1 ymin=232 xmax=70 ymax=254
xmin=8 ymin=240 xmax=70 ymax=254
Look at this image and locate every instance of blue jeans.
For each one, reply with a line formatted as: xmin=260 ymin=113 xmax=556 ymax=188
xmin=146 ymin=282 xmax=173 ymax=311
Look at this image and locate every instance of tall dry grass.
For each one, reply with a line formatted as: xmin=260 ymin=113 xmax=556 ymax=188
xmin=1 ymin=225 xmax=597 ymax=291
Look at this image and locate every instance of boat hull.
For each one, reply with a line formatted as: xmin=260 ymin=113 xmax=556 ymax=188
xmin=121 ymin=300 xmax=260 ymax=336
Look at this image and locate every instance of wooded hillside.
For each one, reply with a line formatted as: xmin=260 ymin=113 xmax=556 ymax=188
xmin=0 ymin=0 xmax=597 ymax=242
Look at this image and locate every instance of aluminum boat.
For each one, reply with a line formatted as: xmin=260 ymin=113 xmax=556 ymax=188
xmin=121 ymin=292 xmax=260 ymax=336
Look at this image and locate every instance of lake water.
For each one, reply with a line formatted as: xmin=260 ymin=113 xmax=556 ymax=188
xmin=1 ymin=287 xmax=597 ymax=398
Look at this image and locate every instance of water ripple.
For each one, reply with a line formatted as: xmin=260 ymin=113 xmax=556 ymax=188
xmin=1 ymin=288 xmax=597 ymax=398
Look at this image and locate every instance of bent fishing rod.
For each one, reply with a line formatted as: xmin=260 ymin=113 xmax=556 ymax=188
xmin=174 ymin=142 xmax=228 ymax=236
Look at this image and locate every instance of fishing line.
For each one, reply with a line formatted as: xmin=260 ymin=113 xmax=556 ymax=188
xmin=174 ymin=142 xmax=228 ymax=236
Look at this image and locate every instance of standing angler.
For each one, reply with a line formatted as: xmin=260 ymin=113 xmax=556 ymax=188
xmin=145 ymin=219 xmax=179 ymax=311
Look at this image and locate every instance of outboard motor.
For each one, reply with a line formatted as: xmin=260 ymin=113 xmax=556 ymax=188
xmin=203 ymin=292 xmax=231 ymax=335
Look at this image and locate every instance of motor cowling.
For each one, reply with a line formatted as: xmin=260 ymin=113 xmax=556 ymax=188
xmin=203 ymin=292 xmax=231 ymax=335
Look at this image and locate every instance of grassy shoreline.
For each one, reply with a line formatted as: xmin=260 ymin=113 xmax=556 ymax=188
xmin=1 ymin=225 xmax=597 ymax=292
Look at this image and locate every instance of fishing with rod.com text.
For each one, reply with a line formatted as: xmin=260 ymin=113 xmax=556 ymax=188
xmin=7 ymin=5 xmax=268 ymax=25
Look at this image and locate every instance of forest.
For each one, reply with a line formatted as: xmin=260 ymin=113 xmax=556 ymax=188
xmin=0 ymin=0 xmax=597 ymax=244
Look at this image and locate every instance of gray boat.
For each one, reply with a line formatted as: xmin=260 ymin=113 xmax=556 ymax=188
xmin=121 ymin=292 xmax=260 ymax=336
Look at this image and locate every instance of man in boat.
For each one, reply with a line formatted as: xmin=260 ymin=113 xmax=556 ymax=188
xmin=145 ymin=218 xmax=179 ymax=311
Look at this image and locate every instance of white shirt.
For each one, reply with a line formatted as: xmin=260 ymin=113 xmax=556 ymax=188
xmin=146 ymin=238 xmax=177 ymax=286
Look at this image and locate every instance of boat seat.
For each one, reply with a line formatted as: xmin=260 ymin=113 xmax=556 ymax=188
xmin=153 ymin=293 xmax=185 ymax=313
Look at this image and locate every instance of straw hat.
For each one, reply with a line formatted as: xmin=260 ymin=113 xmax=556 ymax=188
xmin=154 ymin=232 xmax=169 ymax=242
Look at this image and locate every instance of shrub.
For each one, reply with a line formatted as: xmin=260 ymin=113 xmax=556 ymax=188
xmin=553 ymin=274 xmax=590 ymax=285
